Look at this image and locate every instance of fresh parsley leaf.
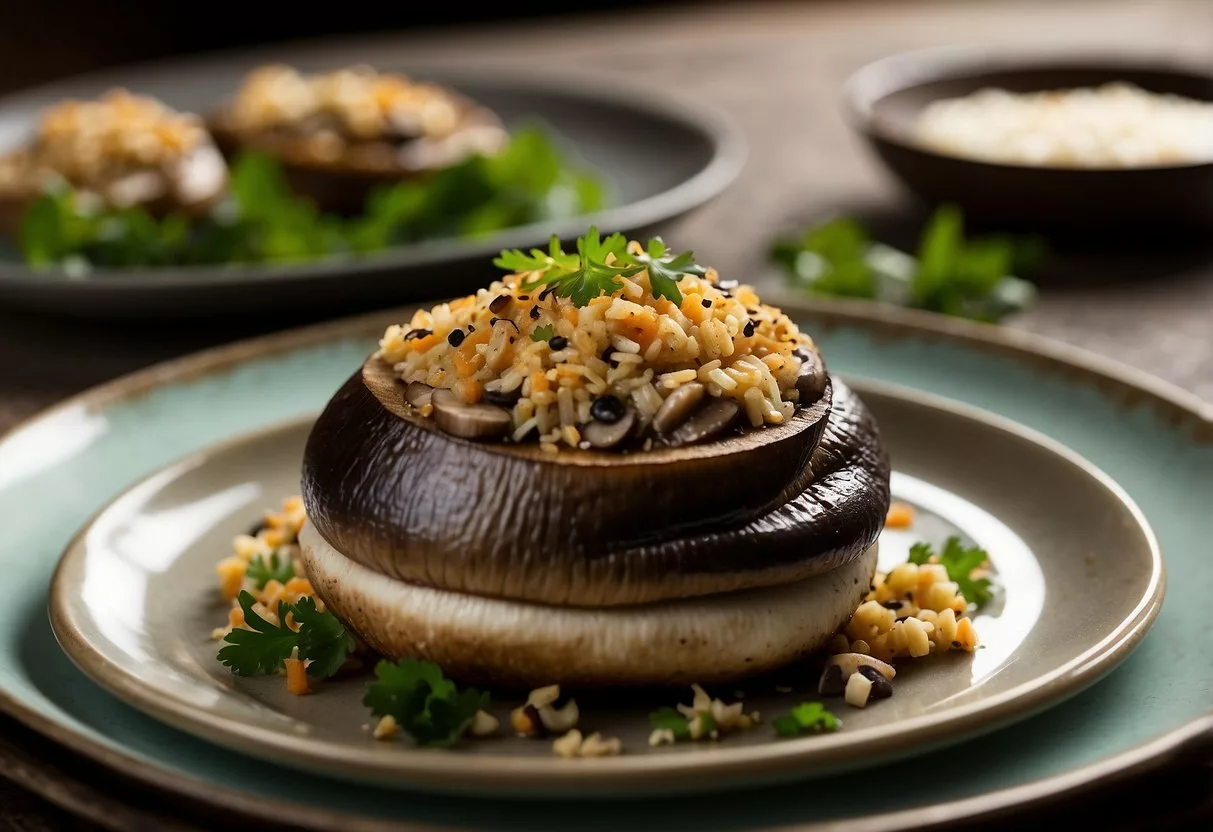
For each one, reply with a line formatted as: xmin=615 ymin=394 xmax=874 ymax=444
xmin=18 ymin=191 xmax=69 ymax=267
xmin=616 ymin=237 xmax=706 ymax=305
xmin=907 ymin=542 xmax=933 ymax=566
xmin=773 ymin=702 xmax=841 ymax=737
xmin=530 ymin=323 xmax=556 ymax=342
xmin=905 ymin=537 xmax=993 ymax=608
xmin=292 ymin=596 xmax=355 ymax=678
xmin=494 ymin=234 xmax=579 ymax=276
xmin=770 ymin=217 xmax=877 ymax=300
xmin=648 ymin=707 xmax=691 ymax=740
xmin=499 ymin=227 xmax=643 ymax=307
xmin=364 ymin=658 xmax=489 ymax=747
xmin=217 ymin=591 xmax=297 ymax=676
xmin=216 ymin=590 xmax=352 ymax=678
xmin=245 ymin=550 xmax=295 ymax=589
xmin=772 ymin=207 xmax=1041 ymax=321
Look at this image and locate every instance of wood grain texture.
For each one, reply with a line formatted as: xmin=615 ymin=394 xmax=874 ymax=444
xmin=2 ymin=0 xmax=1212 ymax=828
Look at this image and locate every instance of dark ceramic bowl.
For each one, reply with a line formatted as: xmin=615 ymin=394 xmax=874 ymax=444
xmin=843 ymin=48 xmax=1213 ymax=232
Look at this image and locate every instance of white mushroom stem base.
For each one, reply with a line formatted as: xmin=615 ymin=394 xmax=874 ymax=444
xmin=300 ymin=523 xmax=877 ymax=687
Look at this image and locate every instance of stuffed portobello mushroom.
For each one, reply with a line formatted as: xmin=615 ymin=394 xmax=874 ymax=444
xmin=300 ymin=229 xmax=891 ymax=686
xmin=209 ymin=65 xmax=509 ymax=213
xmin=0 ymin=90 xmax=227 ymax=236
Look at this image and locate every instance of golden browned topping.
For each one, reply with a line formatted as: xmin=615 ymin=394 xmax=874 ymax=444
xmin=0 ymin=89 xmax=224 ymax=209
xmin=23 ymin=90 xmax=205 ymax=181
xmin=224 ymin=65 xmax=464 ymax=141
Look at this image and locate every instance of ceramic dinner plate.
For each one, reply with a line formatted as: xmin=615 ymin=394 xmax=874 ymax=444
xmin=0 ymin=60 xmax=743 ymax=317
xmin=0 ymin=302 xmax=1209 ymax=830
xmin=45 ymin=381 xmax=1158 ymax=793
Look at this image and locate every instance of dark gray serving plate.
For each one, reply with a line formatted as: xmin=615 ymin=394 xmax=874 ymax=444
xmin=843 ymin=48 xmax=1213 ymax=232
xmin=0 ymin=61 xmax=744 ymax=318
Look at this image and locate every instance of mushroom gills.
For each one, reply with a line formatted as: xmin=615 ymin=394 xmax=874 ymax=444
xmin=430 ymin=388 xmax=511 ymax=440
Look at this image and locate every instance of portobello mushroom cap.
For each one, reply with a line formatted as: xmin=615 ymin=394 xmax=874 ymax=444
xmin=300 ymin=354 xmax=890 ymax=607
xmin=300 ymin=524 xmax=878 ymax=687
xmin=208 ymin=97 xmax=507 ymax=214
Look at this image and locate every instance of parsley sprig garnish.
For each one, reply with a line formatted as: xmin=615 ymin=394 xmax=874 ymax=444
xmin=649 ymin=707 xmax=693 ymax=740
xmin=217 ymin=590 xmax=354 ymax=678
xmin=245 ymin=550 xmax=295 ymax=589
xmin=364 ymin=658 xmax=489 ymax=747
xmin=772 ymin=702 xmax=841 ymax=737
xmin=494 ymin=227 xmax=706 ymax=307
xmin=908 ymin=536 xmax=994 ymax=608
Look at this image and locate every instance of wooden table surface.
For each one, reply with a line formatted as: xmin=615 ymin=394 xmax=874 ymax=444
xmin=2 ymin=0 xmax=1212 ymax=828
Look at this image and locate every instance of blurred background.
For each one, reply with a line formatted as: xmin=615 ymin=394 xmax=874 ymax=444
xmin=0 ymin=0 xmax=691 ymax=94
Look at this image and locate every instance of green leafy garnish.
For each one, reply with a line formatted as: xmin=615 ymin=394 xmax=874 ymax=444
xmin=217 ymin=590 xmax=353 ymax=678
xmin=496 ymin=228 xmax=707 ymax=307
xmin=772 ymin=702 xmax=841 ymax=737
xmin=648 ymin=707 xmax=692 ymax=740
xmin=245 ymin=550 xmax=295 ymax=589
xmin=292 ymin=597 xmax=356 ymax=678
xmin=616 ymin=237 xmax=707 ymax=305
xmin=907 ymin=536 xmax=994 ymax=608
xmin=363 ymin=658 xmax=489 ymax=747
xmin=771 ymin=217 xmax=877 ymax=300
xmin=502 ymin=227 xmax=640 ymax=306
xmin=530 ymin=323 xmax=556 ymax=342
xmin=17 ymin=125 xmax=605 ymax=272
xmin=771 ymin=206 xmax=1042 ymax=322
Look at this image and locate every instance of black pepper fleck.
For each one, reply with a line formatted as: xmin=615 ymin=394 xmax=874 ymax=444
xmin=539 ymin=285 xmax=557 ymax=302
xmin=467 ymin=324 xmax=475 ymax=333
xmin=881 ymin=600 xmax=904 ymax=610
xmin=600 ymin=345 xmax=618 ymax=367
xmin=518 ymin=295 xmax=529 ymax=301
xmin=548 ymin=335 xmax=569 ymax=351
xmin=489 ymin=294 xmax=512 ymax=314
xmin=701 ymin=298 xmax=712 ymax=308
xmin=529 ymin=305 xmax=541 ymax=320
xmin=404 ymin=328 xmax=431 ymax=341
xmin=447 ymin=329 xmax=466 ymax=347
xmin=743 ymin=320 xmax=756 ymax=338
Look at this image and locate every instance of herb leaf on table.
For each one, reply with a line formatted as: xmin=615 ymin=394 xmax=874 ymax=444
xmin=771 ymin=205 xmax=1042 ymax=322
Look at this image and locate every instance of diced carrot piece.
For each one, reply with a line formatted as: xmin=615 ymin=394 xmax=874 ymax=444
xmin=680 ymin=294 xmax=709 ymax=325
xmin=529 ymin=371 xmax=550 ymax=394
xmin=563 ymin=308 xmax=579 ymax=326
xmin=285 ymin=654 xmax=311 ymax=696
xmin=886 ymin=502 xmax=915 ymax=529
xmin=227 ymin=607 xmax=245 ymax=629
xmin=455 ymin=377 xmax=483 ymax=404
xmin=217 ymin=557 xmax=246 ymax=600
xmin=284 ymin=576 xmax=314 ymax=598
xmin=453 ymin=349 xmax=483 ymax=377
